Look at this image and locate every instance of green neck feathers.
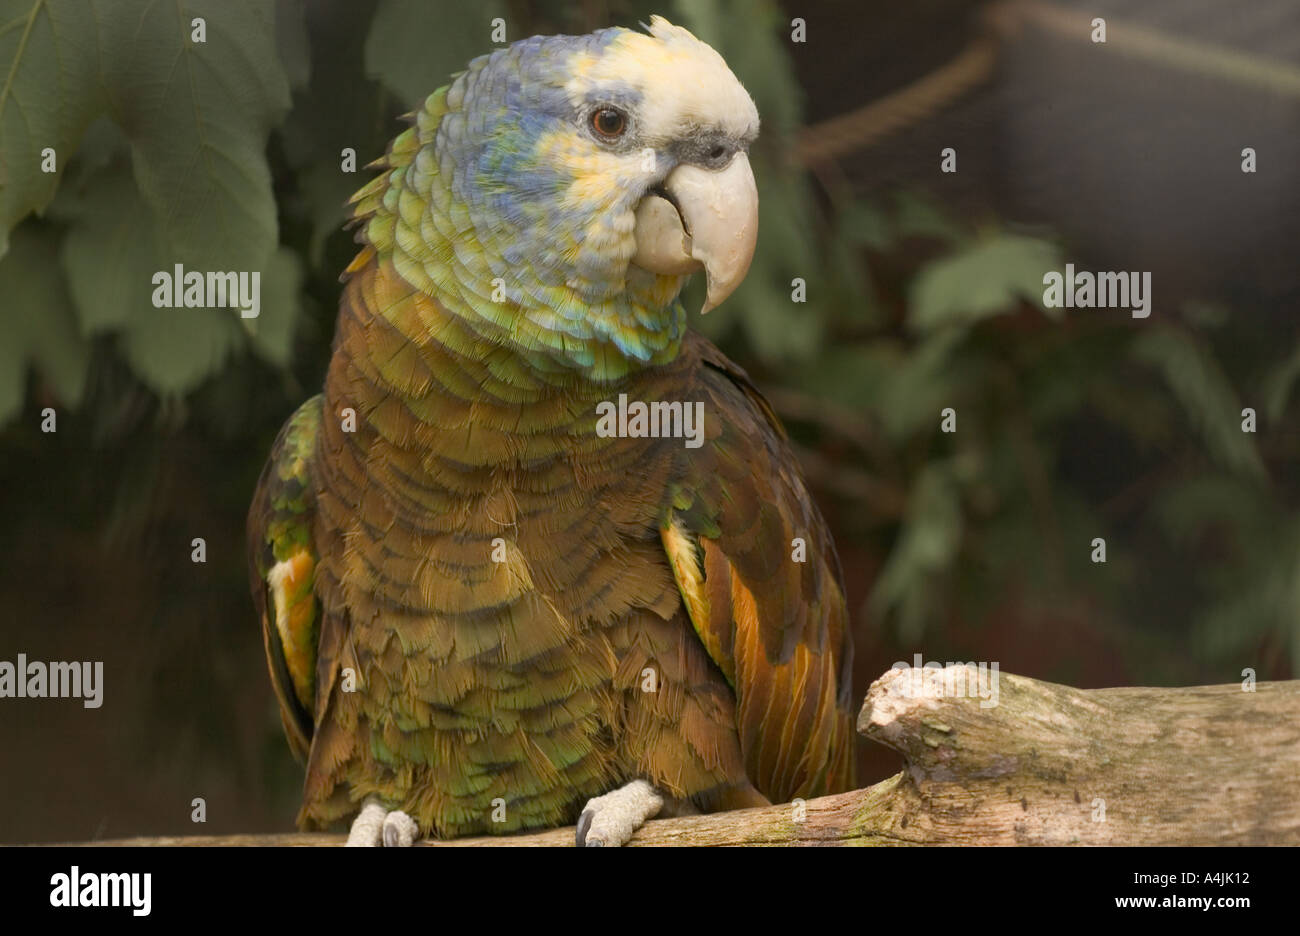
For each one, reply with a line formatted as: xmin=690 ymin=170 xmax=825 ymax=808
xmin=349 ymin=82 xmax=690 ymax=386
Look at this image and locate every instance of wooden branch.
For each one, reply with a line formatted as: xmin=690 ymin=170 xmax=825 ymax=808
xmin=67 ymin=667 xmax=1300 ymax=846
xmin=853 ymin=666 xmax=1300 ymax=845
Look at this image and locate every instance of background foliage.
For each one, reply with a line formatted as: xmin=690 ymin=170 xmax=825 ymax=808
xmin=0 ymin=0 xmax=1297 ymax=841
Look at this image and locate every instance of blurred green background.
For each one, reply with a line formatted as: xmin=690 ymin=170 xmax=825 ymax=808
xmin=1 ymin=0 xmax=1297 ymax=842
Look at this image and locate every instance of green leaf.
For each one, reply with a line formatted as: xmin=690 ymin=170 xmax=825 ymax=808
xmin=118 ymin=298 xmax=243 ymax=398
xmin=875 ymin=329 xmax=968 ymax=441
xmin=1130 ymin=326 xmax=1267 ymax=482
xmin=2 ymin=0 xmax=292 ymax=275
xmin=100 ymin=0 xmax=291 ymax=274
xmin=59 ymin=159 xmax=163 ymax=334
xmin=3 ymin=1 xmax=298 ymax=398
xmin=0 ymin=0 xmax=104 ymax=258
xmin=869 ymin=462 xmax=963 ymax=641
xmin=276 ymin=0 xmax=311 ymax=91
xmin=60 ymin=158 xmax=299 ymax=394
xmin=364 ymin=0 xmax=507 ymax=109
xmin=0 ymin=223 xmax=89 ymax=423
xmin=908 ymin=234 xmax=1062 ymax=334
xmin=58 ymin=156 xmax=234 ymax=393
xmin=245 ymin=246 xmax=302 ymax=366
xmin=892 ymin=190 xmax=966 ymax=245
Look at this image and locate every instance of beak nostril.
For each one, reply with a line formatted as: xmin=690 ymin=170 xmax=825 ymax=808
xmin=709 ymin=146 xmax=727 ymax=162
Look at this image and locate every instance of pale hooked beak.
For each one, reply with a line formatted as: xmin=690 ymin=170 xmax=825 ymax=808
xmin=630 ymin=151 xmax=759 ymax=314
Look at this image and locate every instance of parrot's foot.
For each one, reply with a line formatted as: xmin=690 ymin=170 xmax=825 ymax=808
xmin=576 ymin=779 xmax=664 ymax=847
xmin=345 ymin=796 xmax=420 ymax=847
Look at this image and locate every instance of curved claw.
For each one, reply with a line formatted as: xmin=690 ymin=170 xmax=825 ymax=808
xmin=575 ymin=780 xmax=664 ymax=848
xmin=383 ymin=811 xmax=419 ymax=848
xmin=575 ymin=809 xmax=598 ymax=847
xmin=345 ymin=796 xmax=420 ymax=847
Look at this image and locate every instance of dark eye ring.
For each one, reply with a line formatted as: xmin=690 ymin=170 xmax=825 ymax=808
xmin=590 ymin=107 xmax=627 ymax=140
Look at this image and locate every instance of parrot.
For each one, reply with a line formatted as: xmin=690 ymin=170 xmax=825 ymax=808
xmin=248 ymin=15 xmax=855 ymax=847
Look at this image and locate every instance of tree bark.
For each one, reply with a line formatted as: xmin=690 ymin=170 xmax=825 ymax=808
xmin=66 ymin=667 xmax=1300 ymax=846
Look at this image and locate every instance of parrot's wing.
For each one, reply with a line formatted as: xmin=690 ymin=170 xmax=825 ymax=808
xmin=247 ymin=395 xmax=324 ymax=763
xmin=661 ymin=334 xmax=856 ymax=802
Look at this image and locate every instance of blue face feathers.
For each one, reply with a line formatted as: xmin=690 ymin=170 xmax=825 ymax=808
xmin=367 ymin=18 xmax=759 ymax=381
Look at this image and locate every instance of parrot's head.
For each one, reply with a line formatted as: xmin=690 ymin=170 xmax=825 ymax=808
xmin=367 ymin=16 xmax=761 ymax=379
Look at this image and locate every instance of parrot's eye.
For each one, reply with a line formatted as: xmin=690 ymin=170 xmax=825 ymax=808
xmin=590 ymin=107 xmax=628 ymax=141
